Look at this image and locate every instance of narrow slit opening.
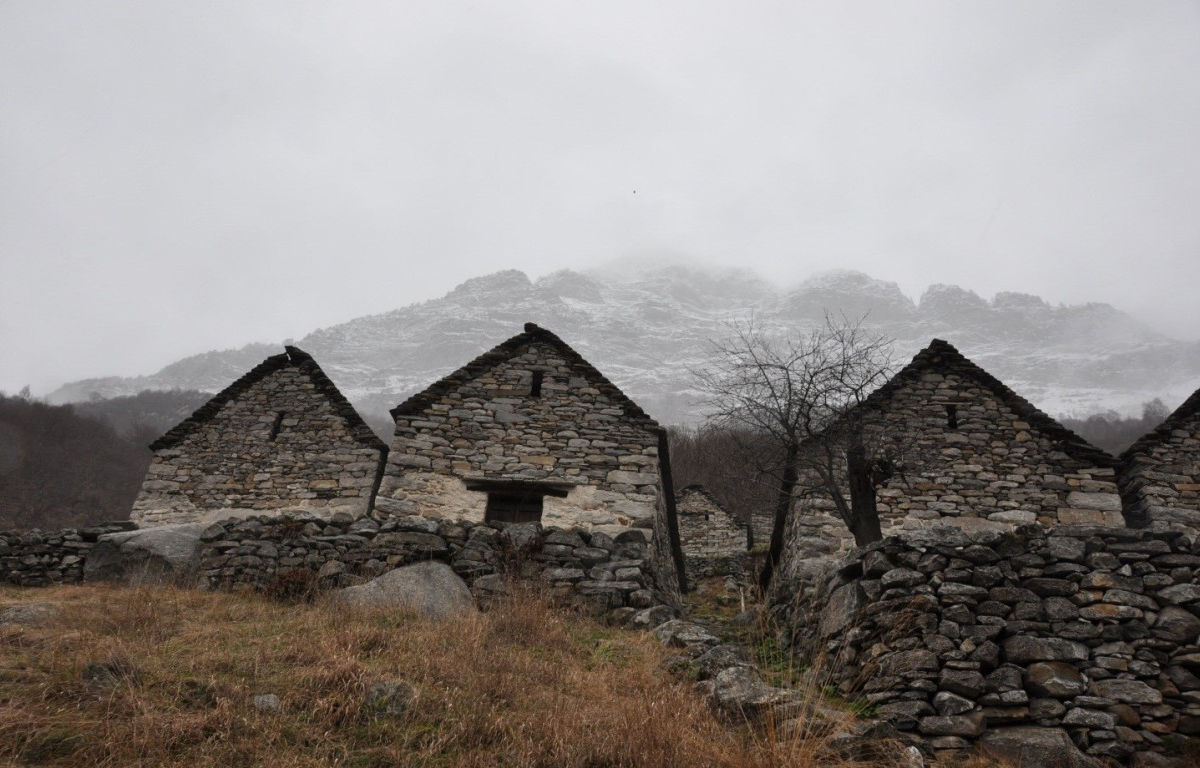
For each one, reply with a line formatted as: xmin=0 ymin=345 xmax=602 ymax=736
xmin=945 ymin=404 xmax=958 ymax=430
xmin=530 ymin=370 xmax=544 ymax=397
xmin=269 ymin=411 xmax=286 ymax=441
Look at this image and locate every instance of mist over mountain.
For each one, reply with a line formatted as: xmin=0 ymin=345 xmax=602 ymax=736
xmin=47 ymin=266 xmax=1200 ymax=428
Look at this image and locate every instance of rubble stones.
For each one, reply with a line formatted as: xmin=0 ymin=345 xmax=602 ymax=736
xmin=1026 ymin=662 xmax=1088 ymax=698
xmin=780 ymin=525 xmax=1200 ymax=761
xmin=2 ymin=515 xmax=679 ymax=620
xmin=0 ymin=522 xmax=135 ymax=586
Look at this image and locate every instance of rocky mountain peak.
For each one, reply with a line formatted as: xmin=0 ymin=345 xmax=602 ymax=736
xmin=46 ymin=264 xmax=1200 ymax=428
xmin=447 ymin=270 xmax=533 ymax=298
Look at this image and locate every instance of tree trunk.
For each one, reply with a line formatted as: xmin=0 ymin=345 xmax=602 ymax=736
xmin=759 ymin=443 xmax=799 ymax=590
xmin=846 ymin=443 xmax=883 ymax=546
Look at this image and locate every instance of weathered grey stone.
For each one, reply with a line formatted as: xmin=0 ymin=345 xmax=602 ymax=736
xmin=1153 ymin=605 xmax=1200 ymax=643
xmin=933 ymin=691 xmax=975 ymax=716
xmin=1044 ymin=536 xmax=1088 ymax=563
xmin=1003 ymin=635 xmax=1088 ymax=664
xmin=629 ymin=605 xmax=675 ymax=630
xmin=704 ymin=665 xmax=804 ymax=718
xmin=252 ymin=693 xmax=279 ymax=712
xmin=1062 ymin=708 xmax=1115 ymax=728
xmin=0 ymin=602 xmax=59 ymax=626
xmin=1088 ymin=679 xmax=1163 ymax=706
xmin=939 ymin=668 xmax=986 ymax=698
xmin=1026 ymin=662 xmax=1088 ymax=698
xmin=979 ymin=726 xmax=1101 ymax=768
xmin=876 ymin=699 xmax=935 ymax=727
xmin=694 ymin=644 xmax=753 ymax=680
xmin=878 ymin=649 xmax=939 ymax=677
xmin=881 ymin=568 xmax=926 ymax=589
xmin=84 ymin=523 xmax=207 ymax=584
xmin=918 ymin=712 xmax=985 ymax=737
xmin=333 ymin=561 xmax=475 ymax=619
xmin=820 ymin=582 xmax=866 ymax=638
xmin=651 ymin=620 xmax=721 ymax=653
xmin=1157 ymin=584 xmax=1200 ymax=605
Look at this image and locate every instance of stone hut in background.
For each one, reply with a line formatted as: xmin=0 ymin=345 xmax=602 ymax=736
xmin=376 ymin=322 xmax=686 ymax=593
xmin=781 ymin=338 xmax=1122 ymax=570
xmin=1119 ymin=385 xmax=1200 ymax=532
xmin=675 ymin=485 xmax=749 ymax=581
xmin=132 ymin=346 xmax=388 ymax=527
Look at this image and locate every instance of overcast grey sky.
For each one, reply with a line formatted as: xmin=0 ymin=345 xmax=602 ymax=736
xmin=3 ymin=1 xmax=1199 ymax=396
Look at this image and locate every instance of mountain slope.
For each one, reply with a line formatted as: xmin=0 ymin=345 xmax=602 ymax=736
xmin=47 ymin=266 xmax=1200 ymax=428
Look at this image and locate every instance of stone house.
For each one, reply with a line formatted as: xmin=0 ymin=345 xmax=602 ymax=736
xmin=675 ymin=485 xmax=748 ymax=580
xmin=1119 ymin=385 xmax=1200 ymax=532
xmin=132 ymin=346 xmax=388 ymax=527
xmin=782 ymin=338 xmax=1123 ymax=568
xmin=375 ymin=323 xmax=686 ymax=591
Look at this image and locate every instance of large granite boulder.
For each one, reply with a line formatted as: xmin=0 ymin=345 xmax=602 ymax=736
xmin=332 ymin=561 xmax=475 ymax=619
xmin=83 ymin=523 xmax=206 ymax=584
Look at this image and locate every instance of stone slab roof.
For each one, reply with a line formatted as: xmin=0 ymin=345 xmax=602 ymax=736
xmin=1120 ymin=385 xmax=1200 ymax=463
xmin=390 ymin=322 xmax=660 ymax=428
xmin=857 ymin=338 xmax=1117 ymax=468
xmin=149 ymin=346 xmax=387 ymax=452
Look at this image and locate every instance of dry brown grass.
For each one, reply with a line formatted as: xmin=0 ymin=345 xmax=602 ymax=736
xmin=0 ymin=582 xmax=908 ymax=767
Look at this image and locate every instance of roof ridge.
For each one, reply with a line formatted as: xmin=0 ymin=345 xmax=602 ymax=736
xmin=150 ymin=346 xmax=387 ymax=452
xmin=1119 ymin=385 xmax=1200 ymax=462
xmin=860 ymin=338 xmax=1117 ymax=467
xmin=390 ymin=322 xmax=660 ymax=428
xmin=678 ymin=484 xmax=729 ymax=509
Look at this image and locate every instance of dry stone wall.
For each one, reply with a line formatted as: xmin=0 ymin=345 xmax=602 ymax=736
xmin=780 ymin=524 xmax=1200 ymax=763
xmin=195 ymin=513 xmax=676 ymax=614
xmin=133 ymin=354 xmax=386 ymax=527
xmin=378 ymin=338 xmax=665 ymax=533
xmin=781 ymin=342 xmax=1122 ymax=572
xmin=676 ymin=486 xmax=748 ymax=580
xmin=1 ymin=522 xmax=137 ymax=586
xmin=1121 ymin=391 xmax=1200 ymax=533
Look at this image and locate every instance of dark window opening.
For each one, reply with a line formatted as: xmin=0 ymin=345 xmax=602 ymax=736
xmin=945 ymin=404 xmax=958 ymax=429
xmin=530 ymin=370 xmax=544 ymax=397
xmin=485 ymin=491 xmax=544 ymax=524
xmin=269 ymin=411 xmax=286 ymax=441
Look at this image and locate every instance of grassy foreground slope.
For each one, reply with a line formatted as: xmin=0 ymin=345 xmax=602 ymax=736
xmin=0 ymin=584 xmax=891 ymax=768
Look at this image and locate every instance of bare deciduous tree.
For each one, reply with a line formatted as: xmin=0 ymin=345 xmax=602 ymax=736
xmin=693 ymin=314 xmax=894 ymax=587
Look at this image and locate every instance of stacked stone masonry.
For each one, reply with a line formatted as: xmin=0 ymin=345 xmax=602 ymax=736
xmin=1121 ymin=387 xmax=1200 ymax=533
xmin=783 ymin=339 xmax=1123 ymax=569
xmin=1 ymin=522 xmax=136 ymax=586
xmin=0 ymin=515 xmax=675 ymax=615
xmin=200 ymin=514 xmax=673 ymax=614
xmin=132 ymin=347 xmax=388 ymax=527
xmin=783 ymin=524 xmax=1200 ymax=763
xmin=676 ymin=486 xmax=749 ymax=581
xmin=377 ymin=324 xmax=684 ymax=597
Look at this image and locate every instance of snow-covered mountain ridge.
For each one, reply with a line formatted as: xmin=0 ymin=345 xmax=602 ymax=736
xmin=48 ymin=267 xmax=1200 ymax=428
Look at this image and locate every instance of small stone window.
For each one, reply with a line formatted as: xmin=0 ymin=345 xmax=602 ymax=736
xmin=945 ymin=404 xmax=958 ymax=430
xmin=485 ymin=491 xmax=544 ymax=523
xmin=529 ymin=370 xmax=544 ymax=398
xmin=269 ymin=411 xmax=286 ymax=441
